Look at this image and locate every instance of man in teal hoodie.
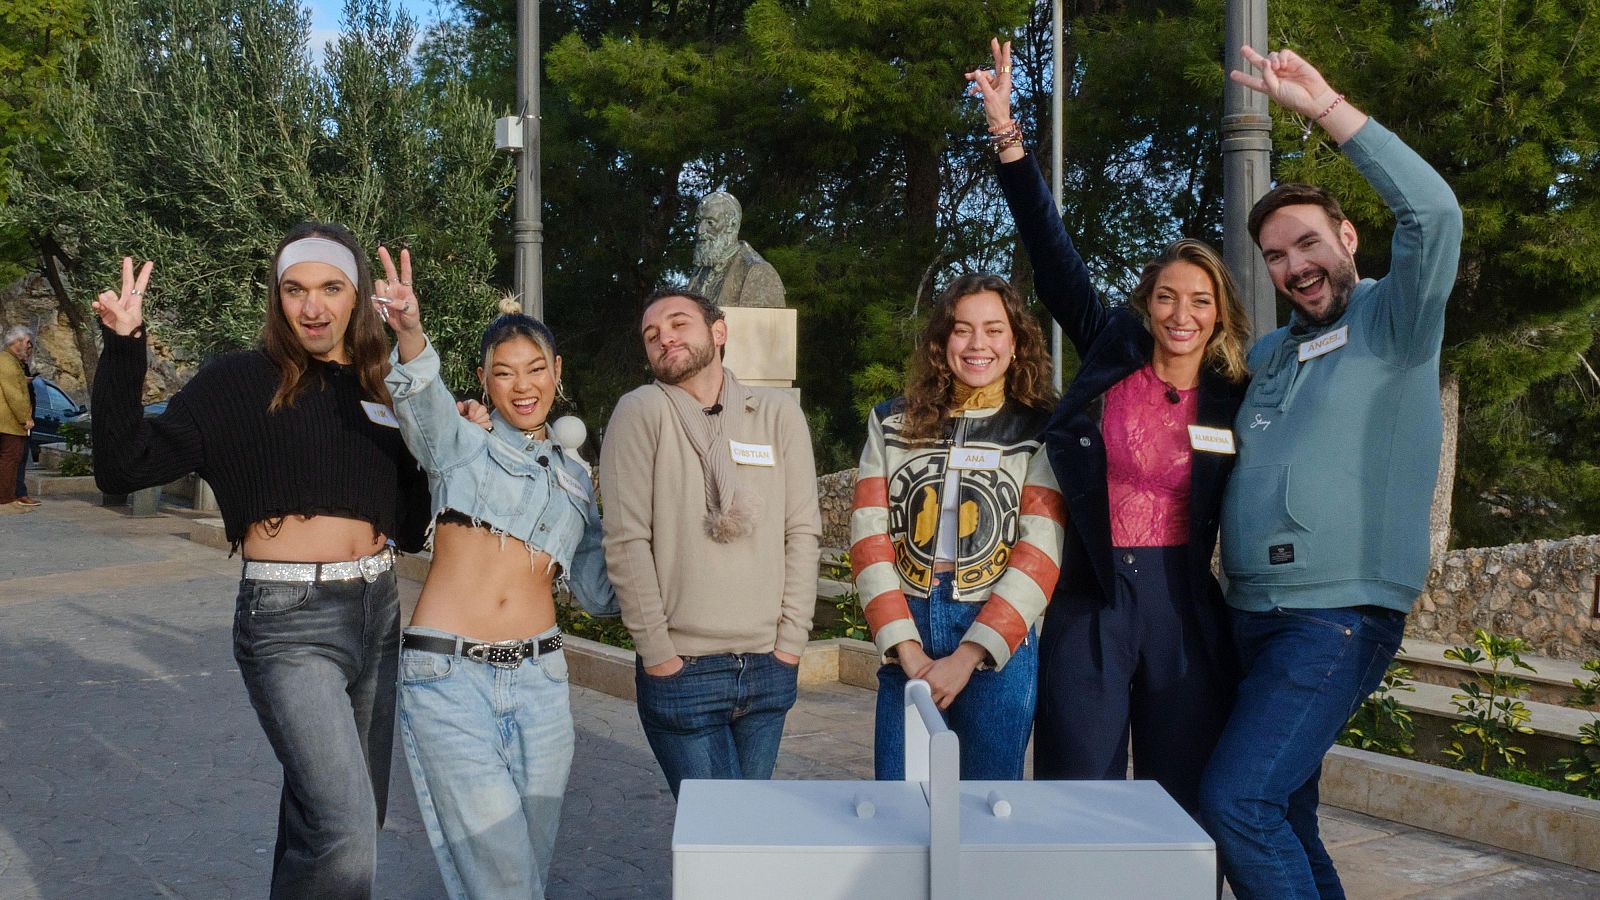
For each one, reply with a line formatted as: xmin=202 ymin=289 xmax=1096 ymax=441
xmin=1198 ymin=47 xmax=1463 ymax=899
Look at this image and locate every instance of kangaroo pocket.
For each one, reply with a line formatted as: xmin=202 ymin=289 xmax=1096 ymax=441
xmin=1222 ymin=464 xmax=1311 ymax=576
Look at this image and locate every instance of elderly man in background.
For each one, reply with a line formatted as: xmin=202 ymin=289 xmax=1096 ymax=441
xmin=1 ymin=325 xmax=36 ymax=513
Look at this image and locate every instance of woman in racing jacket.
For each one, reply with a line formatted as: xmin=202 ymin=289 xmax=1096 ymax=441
xmin=850 ymin=272 xmax=1066 ymax=779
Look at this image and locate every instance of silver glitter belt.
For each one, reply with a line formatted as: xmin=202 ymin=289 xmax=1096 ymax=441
xmin=242 ymin=547 xmax=395 ymax=583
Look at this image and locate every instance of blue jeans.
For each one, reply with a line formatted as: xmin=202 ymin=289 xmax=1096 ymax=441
xmin=634 ymin=651 xmax=798 ymax=797
xmin=874 ymin=572 xmax=1038 ymax=780
xmin=232 ymin=570 xmax=400 ymax=900
xmin=1199 ymin=604 xmax=1406 ymax=900
xmin=399 ymin=626 xmax=574 ymax=900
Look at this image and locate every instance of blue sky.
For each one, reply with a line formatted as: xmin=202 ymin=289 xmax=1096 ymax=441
xmin=303 ymin=0 xmax=448 ymax=59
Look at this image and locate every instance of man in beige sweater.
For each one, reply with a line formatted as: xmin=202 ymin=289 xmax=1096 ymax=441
xmin=599 ymin=288 xmax=821 ymax=797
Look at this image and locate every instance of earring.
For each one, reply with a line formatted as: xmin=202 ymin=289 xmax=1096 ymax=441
xmin=555 ymin=378 xmax=570 ymax=404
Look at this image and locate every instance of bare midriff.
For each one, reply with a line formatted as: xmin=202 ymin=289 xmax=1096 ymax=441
xmin=407 ymin=521 xmax=557 ymax=642
xmin=242 ymin=514 xmax=387 ymax=562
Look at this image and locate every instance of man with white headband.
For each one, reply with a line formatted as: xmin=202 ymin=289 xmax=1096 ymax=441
xmin=91 ymin=223 xmax=430 ymax=899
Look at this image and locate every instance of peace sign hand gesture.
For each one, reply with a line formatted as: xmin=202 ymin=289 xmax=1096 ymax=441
xmin=964 ymin=38 xmax=1015 ymax=131
xmin=374 ymin=246 xmax=430 ymax=364
xmin=93 ymin=257 xmax=153 ymax=337
xmin=1230 ymin=46 xmax=1339 ymax=120
xmin=372 ymin=246 xmax=421 ymax=335
xmin=1230 ymin=46 xmax=1364 ymax=143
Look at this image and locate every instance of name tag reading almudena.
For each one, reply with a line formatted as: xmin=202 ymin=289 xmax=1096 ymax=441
xmin=730 ymin=440 xmax=776 ymax=466
xmin=361 ymin=401 xmax=400 ymax=428
xmin=1298 ymin=326 xmax=1349 ymax=362
xmin=1187 ymin=425 xmax=1236 ymax=455
xmin=947 ymin=447 xmax=1002 ymax=470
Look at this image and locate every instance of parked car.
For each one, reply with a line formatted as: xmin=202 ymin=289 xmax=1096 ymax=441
xmin=29 ymin=377 xmax=88 ymax=455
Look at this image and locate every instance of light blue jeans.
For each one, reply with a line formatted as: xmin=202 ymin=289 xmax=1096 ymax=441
xmin=398 ymin=625 xmax=575 ymax=900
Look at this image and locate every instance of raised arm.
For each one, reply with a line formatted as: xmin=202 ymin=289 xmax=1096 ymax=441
xmin=374 ymin=247 xmax=487 ymax=474
xmin=89 ymin=258 xmax=206 ymax=494
xmin=1232 ymin=47 xmax=1461 ymax=363
xmin=968 ymin=38 xmax=1109 ymax=354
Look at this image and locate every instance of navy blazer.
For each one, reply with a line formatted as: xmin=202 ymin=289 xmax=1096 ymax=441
xmin=997 ymin=154 xmax=1246 ymax=667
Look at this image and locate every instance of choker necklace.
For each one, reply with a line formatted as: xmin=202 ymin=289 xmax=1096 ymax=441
xmin=522 ymin=426 xmax=547 ymax=442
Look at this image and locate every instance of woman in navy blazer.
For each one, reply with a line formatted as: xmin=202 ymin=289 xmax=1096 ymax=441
xmin=970 ymin=41 xmax=1253 ymax=819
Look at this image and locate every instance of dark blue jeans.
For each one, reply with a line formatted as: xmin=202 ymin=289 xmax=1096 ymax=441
xmin=1198 ymin=604 xmax=1406 ymax=900
xmin=634 ymin=651 xmax=798 ymax=798
xmin=874 ymin=572 xmax=1038 ymax=780
xmin=232 ymin=570 xmax=400 ymax=900
xmin=1035 ymin=546 xmax=1232 ymax=817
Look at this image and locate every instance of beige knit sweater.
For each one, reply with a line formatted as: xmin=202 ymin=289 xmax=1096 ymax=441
xmin=598 ymin=375 xmax=821 ymax=667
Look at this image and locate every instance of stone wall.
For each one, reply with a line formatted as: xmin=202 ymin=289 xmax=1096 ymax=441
xmin=818 ymin=468 xmax=855 ymax=551
xmin=1412 ymin=535 xmax=1600 ymax=662
xmin=2 ymin=269 xmax=193 ymax=402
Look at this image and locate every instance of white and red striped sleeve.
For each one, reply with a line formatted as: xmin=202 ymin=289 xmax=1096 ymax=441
xmin=850 ymin=408 xmax=921 ymax=657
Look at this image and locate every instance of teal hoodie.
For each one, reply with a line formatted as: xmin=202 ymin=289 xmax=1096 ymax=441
xmin=1221 ymin=119 xmax=1463 ymax=613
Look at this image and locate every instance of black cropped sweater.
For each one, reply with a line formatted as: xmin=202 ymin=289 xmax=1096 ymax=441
xmin=92 ymin=328 xmax=429 ymax=553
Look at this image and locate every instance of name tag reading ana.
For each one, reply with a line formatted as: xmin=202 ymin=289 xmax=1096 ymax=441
xmin=554 ymin=465 xmax=588 ymax=500
xmin=1187 ymin=425 xmax=1236 ymax=455
xmin=1298 ymin=325 xmax=1349 ymax=362
xmin=947 ymin=447 xmax=1001 ymax=470
xmin=729 ymin=440 xmax=776 ymax=467
xmin=361 ymin=401 xmax=400 ymax=428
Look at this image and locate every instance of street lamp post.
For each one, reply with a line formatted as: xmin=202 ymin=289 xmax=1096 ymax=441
xmin=1223 ymin=0 xmax=1275 ymax=338
xmin=1050 ymin=0 xmax=1065 ymax=392
xmin=513 ymin=0 xmax=544 ymax=318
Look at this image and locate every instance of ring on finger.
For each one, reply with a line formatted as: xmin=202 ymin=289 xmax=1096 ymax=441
xmin=130 ymin=290 xmax=143 ymax=297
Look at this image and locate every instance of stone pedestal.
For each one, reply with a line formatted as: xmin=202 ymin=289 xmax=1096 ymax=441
xmin=722 ymin=307 xmax=797 ymax=394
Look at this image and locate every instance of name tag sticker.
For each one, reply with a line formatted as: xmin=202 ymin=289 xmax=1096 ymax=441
xmin=1187 ymin=425 xmax=1236 ymax=454
xmin=947 ymin=447 xmax=1001 ymax=470
xmin=554 ymin=465 xmax=588 ymax=500
xmin=730 ymin=440 xmax=776 ymax=467
xmin=1298 ymin=325 xmax=1349 ymax=362
xmin=361 ymin=401 xmax=400 ymax=428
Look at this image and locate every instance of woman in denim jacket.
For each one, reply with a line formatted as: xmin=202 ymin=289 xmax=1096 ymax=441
xmin=373 ymin=249 xmax=615 ymax=899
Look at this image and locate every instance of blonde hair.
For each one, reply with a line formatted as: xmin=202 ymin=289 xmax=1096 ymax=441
xmin=1126 ymin=239 xmax=1251 ymax=383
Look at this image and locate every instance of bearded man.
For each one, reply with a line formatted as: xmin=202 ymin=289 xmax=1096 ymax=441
xmin=598 ymin=287 xmax=820 ymax=796
xmin=685 ymin=192 xmax=786 ymax=309
xmin=1198 ymin=47 xmax=1463 ymax=900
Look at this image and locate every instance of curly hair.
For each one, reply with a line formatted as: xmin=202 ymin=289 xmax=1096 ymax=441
xmin=898 ymin=273 xmax=1056 ymax=442
xmin=1126 ymin=239 xmax=1252 ymax=384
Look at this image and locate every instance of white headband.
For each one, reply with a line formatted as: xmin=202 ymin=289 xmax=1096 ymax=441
xmin=276 ymin=237 xmax=361 ymax=287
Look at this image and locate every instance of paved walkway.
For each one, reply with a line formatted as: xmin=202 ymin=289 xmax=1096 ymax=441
xmin=3 ymin=497 xmax=1600 ymax=898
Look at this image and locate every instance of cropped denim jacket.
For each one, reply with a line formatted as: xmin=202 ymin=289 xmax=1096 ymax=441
xmin=385 ymin=339 xmax=617 ymax=617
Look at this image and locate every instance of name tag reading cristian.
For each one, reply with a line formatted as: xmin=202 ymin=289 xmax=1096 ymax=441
xmin=554 ymin=465 xmax=588 ymax=500
xmin=361 ymin=401 xmax=400 ymax=428
xmin=1298 ymin=325 xmax=1349 ymax=362
xmin=729 ymin=440 xmax=776 ymax=467
xmin=947 ymin=447 xmax=1001 ymax=471
xmin=1187 ymin=425 xmax=1236 ymax=455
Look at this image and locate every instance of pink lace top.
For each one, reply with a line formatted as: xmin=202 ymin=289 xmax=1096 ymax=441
xmin=1103 ymin=365 xmax=1197 ymax=547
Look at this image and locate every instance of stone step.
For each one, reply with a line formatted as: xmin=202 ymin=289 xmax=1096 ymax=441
xmin=1397 ymin=678 xmax=1595 ymax=743
xmin=1398 ymin=637 xmax=1597 ymax=708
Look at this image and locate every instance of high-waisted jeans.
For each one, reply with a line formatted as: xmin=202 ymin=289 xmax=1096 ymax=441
xmin=873 ymin=572 xmax=1039 ymax=780
xmin=399 ymin=625 xmax=574 ymax=900
xmin=232 ymin=569 xmax=400 ymax=900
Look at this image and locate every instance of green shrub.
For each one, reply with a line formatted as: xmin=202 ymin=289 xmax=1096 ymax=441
xmin=1441 ymin=629 xmax=1537 ymax=774
xmin=1339 ymin=657 xmax=1417 ymax=757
